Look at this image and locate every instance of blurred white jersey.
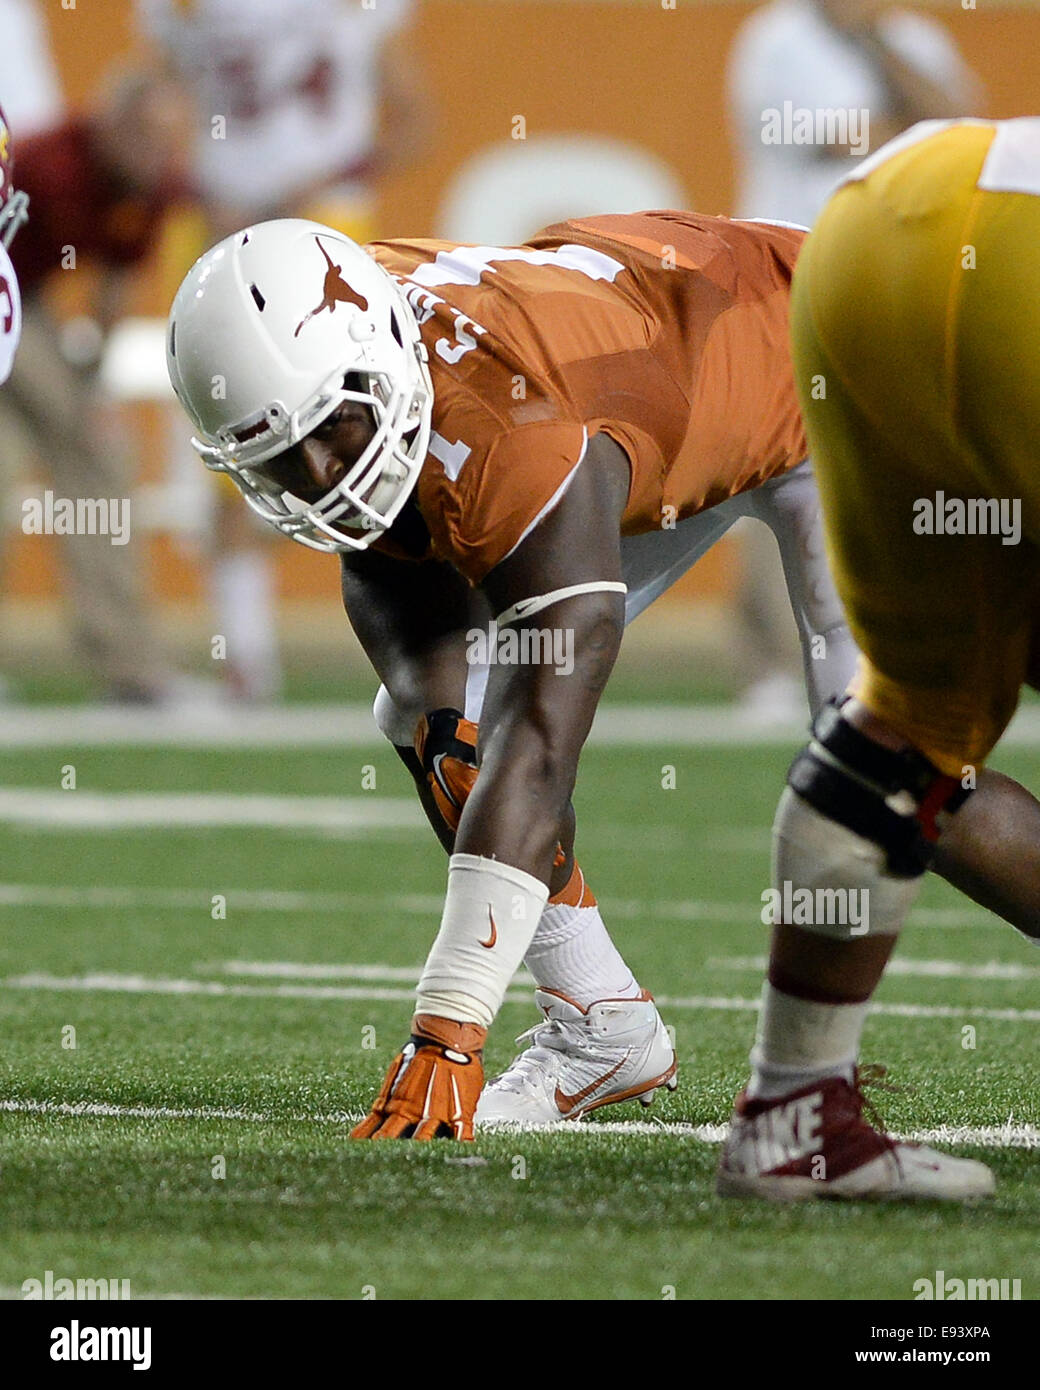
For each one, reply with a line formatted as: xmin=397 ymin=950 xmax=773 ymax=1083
xmin=0 ymin=0 xmax=64 ymax=136
xmin=728 ymin=0 xmax=978 ymax=227
xmin=138 ymin=0 xmax=412 ymax=211
xmin=0 ymin=240 xmax=21 ymax=384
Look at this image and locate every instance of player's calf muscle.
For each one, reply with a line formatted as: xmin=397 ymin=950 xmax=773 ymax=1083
xmin=457 ymin=759 xmax=572 ymax=885
xmin=933 ymin=769 xmax=1040 ymax=939
xmin=396 ymin=733 xmax=575 ymax=885
xmin=389 ymin=699 xmax=576 ymax=879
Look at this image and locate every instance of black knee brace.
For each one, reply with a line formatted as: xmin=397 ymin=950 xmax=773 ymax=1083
xmin=786 ymin=699 xmax=973 ymax=877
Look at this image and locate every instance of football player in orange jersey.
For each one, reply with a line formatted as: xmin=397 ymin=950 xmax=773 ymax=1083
xmin=167 ymin=214 xmax=1039 ymax=1161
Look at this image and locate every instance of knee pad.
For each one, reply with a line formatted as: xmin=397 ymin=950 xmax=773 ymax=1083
xmin=372 ymin=684 xmax=422 ymax=747
xmin=771 ymin=699 xmax=973 ymax=938
xmin=771 ymin=786 xmax=922 ymax=937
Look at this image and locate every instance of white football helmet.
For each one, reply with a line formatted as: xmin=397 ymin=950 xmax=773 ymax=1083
xmin=167 ymin=219 xmax=433 ymax=552
xmin=0 ymin=104 xmax=29 ymax=250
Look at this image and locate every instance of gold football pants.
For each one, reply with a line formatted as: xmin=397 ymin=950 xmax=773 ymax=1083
xmin=791 ymin=122 xmax=1040 ymax=774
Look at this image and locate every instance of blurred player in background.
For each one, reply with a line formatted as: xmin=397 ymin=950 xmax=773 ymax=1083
xmin=726 ymin=0 xmax=982 ymax=723
xmin=0 ymin=103 xmax=28 ymax=385
xmin=0 ymin=0 xmax=64 ymax=138
xmin=0 ymin=0 xmax=61 ymax=699
xmin=717 ymin=117 xmax=1040 ymax=1203
xmin=140 ymin=0 xmax=430 ymax=701
xmin=0 ymin=73 xmax=193 ymax=701
xmin=168 ymin=210 xmax=1040 ymax=1144
xmin=729 ymin=0 xmax=981 ymax=227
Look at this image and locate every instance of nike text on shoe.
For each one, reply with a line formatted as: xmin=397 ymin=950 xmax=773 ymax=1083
xmin=715 ymin=1070 xmax=995 ymax=1202
xmin=475 ymin=988 xmax=677 ymax=1127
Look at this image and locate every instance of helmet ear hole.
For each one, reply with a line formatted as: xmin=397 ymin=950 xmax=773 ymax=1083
xmin=389 ymin=310 xmax=403 ymax=349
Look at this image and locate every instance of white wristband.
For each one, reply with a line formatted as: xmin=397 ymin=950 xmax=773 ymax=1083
xmin=416 ymin=853 xmax=550 ymax=1028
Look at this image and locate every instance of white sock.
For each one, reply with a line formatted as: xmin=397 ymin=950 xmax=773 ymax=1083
xmin=747 ymin=983 xmax=868 ymax=1100
xmin=524 ymin=901 xmax=642 ymax=1007
xmin=213 ymin=551 xmax=281 ymax=701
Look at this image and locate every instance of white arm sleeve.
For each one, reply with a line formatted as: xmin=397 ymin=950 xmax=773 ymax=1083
xmin=745 ymin=462 xmax=860 ymax=719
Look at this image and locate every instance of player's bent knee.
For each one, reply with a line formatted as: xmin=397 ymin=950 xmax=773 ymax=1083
xmin=372 ymin=683 xmax=423 ymax=747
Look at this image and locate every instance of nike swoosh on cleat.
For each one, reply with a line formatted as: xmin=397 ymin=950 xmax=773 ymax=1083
xmin=479 ymin=906 xmax=497 ymax=949
xmin=554 ymin=1057 xmax=627 ymax=1115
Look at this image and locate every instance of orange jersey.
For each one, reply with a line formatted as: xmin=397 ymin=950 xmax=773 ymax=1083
xmin=369 ymin=212 xmax=807 ymax=583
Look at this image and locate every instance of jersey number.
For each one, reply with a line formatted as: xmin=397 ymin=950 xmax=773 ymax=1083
xmin=217 ymin=54 xmax=334 ymax=122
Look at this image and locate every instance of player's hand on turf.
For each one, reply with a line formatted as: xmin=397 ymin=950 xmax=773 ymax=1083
xmin=350 ymin=1014 xmax=486 ymax=1140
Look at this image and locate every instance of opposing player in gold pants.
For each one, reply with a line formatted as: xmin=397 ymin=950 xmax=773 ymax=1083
xmin=719 ymin=119 xmax=1040 ymax=1201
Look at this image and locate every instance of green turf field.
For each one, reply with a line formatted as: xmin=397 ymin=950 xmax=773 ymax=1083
xmin=0 ymin=716 xmax=1036 ymax=1301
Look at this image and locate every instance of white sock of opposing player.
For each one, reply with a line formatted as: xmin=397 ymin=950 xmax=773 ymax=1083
xmin=213 ymin=550 xmax=281 ymax=702
xmin=747 ymin=982 xmax=868 ymax=1100
xmin=524 ymin=863 xmax=642 ymax=1008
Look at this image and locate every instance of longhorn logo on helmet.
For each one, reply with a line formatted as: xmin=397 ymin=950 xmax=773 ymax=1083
xmin=293 ymin=236 xmax=369 ymax=338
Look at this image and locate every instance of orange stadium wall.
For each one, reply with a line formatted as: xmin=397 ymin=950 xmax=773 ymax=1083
xmin=10 ymin=0 xmax=1040 ymax=611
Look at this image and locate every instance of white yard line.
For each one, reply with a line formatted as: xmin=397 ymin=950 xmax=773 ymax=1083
xmin=0 ymin=1098 xmax=1035 ymax=1148
xmin=0 ymin=1282 xmax=238 ymax=1302
xmin=220 ymin=960 xmax=427 ymax=982
xmin=0 ymin=1097 xmax=270 ymax=1122
xmin=5 ymin=701 xmax=1040 ymax=748
xmin=4 ymin=971 xmax=1038 ymax=1021
xmin=710 ymin=955 xmax=1040 ymax=982
xmin=0 ymin=973 xmax=440 ymax=1004
xmin=649 ymin=992 xmax=1040 ymax=1022
xmin=0 ymin=789 xmax=422 ymax=832
xmin=0 ymin=704 xmax=382 ymax=748
xmin=0 ymin=881 xmax=1002 ymax=929
xmin=219 ymin=956 xmax=1037 ymax=989
xmin=0 ymin=883 xmax=451 ymax=913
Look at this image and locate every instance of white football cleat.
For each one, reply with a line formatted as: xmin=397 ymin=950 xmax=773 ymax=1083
xmin=716 ymin=1069 xmax=995 ymax=1202
xmin=475 ymin=988 xmax=677 ymax=1127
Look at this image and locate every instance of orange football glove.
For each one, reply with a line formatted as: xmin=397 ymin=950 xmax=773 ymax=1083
xmin=350 ymin=1014 xmax=487 ymax=1141
xmin=414 ymin=708 xmax=566 ymax=866
xmin=414 ymin=708 xmax=479 ymax=834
